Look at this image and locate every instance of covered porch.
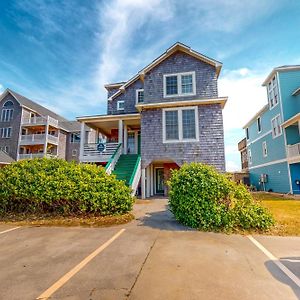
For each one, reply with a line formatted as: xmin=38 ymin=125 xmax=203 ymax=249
xmin=77 ymin=113 xmax=141 ymax=164
xmin=282 ymin=114 xmax=300 ymax=163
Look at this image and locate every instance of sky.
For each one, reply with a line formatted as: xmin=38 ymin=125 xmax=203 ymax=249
xmin=0 ymin=0 xmax=300 ymax=171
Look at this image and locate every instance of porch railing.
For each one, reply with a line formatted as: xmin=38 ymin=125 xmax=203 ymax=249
xmin=287 ymin=143 xmax=300 ymax=159
xmin=105 ymin=143 xmax=122 ymax=174
xmin=129 ymin=155 xmax=141 ymax=196
xmin=81 ymin=142 xmax=120 ymax=163
xmin=20 ymin=133 xmax=59 ymax=145
xmin=21 ymin=115 xmax=59 ymax=127
xmin=18 ymin=153 xmax=57 ymax=160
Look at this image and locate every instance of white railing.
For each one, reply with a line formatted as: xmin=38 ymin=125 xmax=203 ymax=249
xmin=129 ymin=157 xmax=141 ymax=196
xmin=20 ymin=133 xmax=58 ymax=145
xmin=21 ymin=115 xmax=59 ymax=127
xmin=18 ymin=153 xmax=57 ymax=160
xmin=105 ymin=144 xmax=122 ymax=175
xmin=81 ymin=142 xmax=119 ymax=163
xmin=47 ymin=134 xmax=59 ymax=144
xmin=287 ymin=143 xmax=300 ymax=159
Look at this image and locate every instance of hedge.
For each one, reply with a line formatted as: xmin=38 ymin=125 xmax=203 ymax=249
xmin=168 ymin=163 xmax=274 ymax=231
xmin=0 ymin=158 xmax=133 ymax=215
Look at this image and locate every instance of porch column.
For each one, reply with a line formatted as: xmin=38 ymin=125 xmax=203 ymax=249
xmin=150 ymin=164 xmax=154 ymax=196
xmin=146 ymin=166 xmax=151 ymax=198
xmin=43 ymin=117 xmax=49 ymax=155
xmin=123 ymin=124 xmax=128 ymax=154
xmin=79 ymin=122 xmax=85 ymax=162
xmin=134 ymin=131 xmax=138 ymax=154
xmin=141 ymin=168 xmax=146 ymax=199
xmin=118 ymin=120 xmax=123 ymax=145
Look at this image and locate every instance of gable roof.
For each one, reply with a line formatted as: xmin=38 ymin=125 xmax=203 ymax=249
xmin=262 ymin=65 xmax=300 ymax=86
xmin=0 ymin=150 xmax=15 ymax=164
xmin=242 ymin=104 xmax=269 ymax=129
xmin=0 ymin=89 xmax=68 ymax=122
xmin=108 ymin=42 xmax=222 ymax=101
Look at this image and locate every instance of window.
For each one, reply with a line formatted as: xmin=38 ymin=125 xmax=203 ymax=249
xmin=248 ymin=149 xmax=252 ymax=164
xmin=70 ymin=133 xmax=80 ymax=143
xmin=163 ymin=72 xmax=196 ymax=97
xmin=271 ymin=114 xmax=282 ymax=138
xmin=0 ymin=127 xmax=12 ymax=138
xmin=1 ymin=109 xmax=13 ymax=122
xmin=117 ymin=100 xmax=125 ymax=111
xmin=72 ymin=149 xmax=78 ymax=156
xmin=163 ymin=106 xmax=199 ymax=143
xmin=257 ymin=117 xmax=261 ymax=133
xmin=262 ymin=141 xmax=268 ymax=157
xmin=0 ymin=146 xmax=9 ymax=153
xmin=268 ymin=75 xmax=279 ymax=109
xmin=246 ymin=127 xmax=249 ymax=140
xmin=136 ymin=89 xmax=144 ymax=103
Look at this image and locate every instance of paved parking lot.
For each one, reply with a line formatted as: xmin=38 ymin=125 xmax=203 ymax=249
xmin=0 ymin=199 xmax=300 ymax=300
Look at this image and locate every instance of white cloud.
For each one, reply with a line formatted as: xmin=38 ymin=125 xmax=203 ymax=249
xmin=219 ymin=68 xmax=268 ymax=130
xmin=226 ymin=160 xmax=240 ymax=172
xmin=0 ymin=84 xmax=3 ymax=93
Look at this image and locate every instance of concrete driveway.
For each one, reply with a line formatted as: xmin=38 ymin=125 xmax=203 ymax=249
xmin=0 ymin=199 xmax=299 ymax=300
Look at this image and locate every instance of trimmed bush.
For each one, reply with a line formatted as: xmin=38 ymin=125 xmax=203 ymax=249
xmin=168 ymin=163 xmax=274 ymax=231
xmin=0 ymin=158 xmax=133 ymax=215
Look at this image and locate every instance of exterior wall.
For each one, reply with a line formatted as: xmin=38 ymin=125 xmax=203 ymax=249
xmin=65 ymin=132 xmax=80 ymax=162
xmin=278 ymin=70 xmax=300 ymax=121
xmin=107 ymin=80 xmax=143 ymax=115
xmin=249 ymin=162 xmax=290 ymax=193
xmin=57 ymin=130 xmax=67 ymax=159
xmin=290 ymin=163 xmax=300 ymax=194
xmin=144 ymin=51 xmax=218 ymax=104
xmin=141 ymin=104 xmax=225 ymax=171
xmin=0 ymin=94 xmax=22 ymax=160
xmin=285 ymin=125 xmax=300 ymax=145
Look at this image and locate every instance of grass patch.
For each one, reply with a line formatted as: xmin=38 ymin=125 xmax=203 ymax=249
xmin=252 ymin=192 xmax=300 ymax=236
xmin=0 ymin=212 xmax=134 ymax=227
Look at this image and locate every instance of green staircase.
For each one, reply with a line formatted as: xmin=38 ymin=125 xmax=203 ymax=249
xmin=112 ymin=154 xmax=140 ymax=186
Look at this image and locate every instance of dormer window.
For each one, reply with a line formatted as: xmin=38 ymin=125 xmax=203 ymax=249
xmin=268 ymin=75 xmax=279 ymax=109
xmin=117 ymin=100 xmax=125 ymax=111
xmin=136 ymin=89 xmax=144 ymax=103
xmin=163 ymin=71 xmax=196 ymax=98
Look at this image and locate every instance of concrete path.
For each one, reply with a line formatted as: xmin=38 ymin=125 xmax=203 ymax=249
xmin=0 ymin=199 xmax=299 ymax=300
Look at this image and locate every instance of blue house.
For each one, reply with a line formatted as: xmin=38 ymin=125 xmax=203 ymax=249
xmin=243 ymin=65 xmax=300 ymax=194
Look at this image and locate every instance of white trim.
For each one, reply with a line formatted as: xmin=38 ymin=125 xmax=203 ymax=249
xmin=135 ymin=89 xmax=144 ymax=104
xmin=77 ymin=113 xmax=140 ymax=122
xmin=154 ymin=166 xmax=164 ymax=195
xmin=162 ymin=106 xmax=199 ymax=143
xmin=257 ymin=116 xmax=262 ymax=133
xmin=248 ymin=149 xmax=252 ymax=165
xmin=262 ymin=65 xmax=300 ymax=86
xmin=247 ymin=130 xmax=272 ymax=146
xmin=117 ymin=100 xmax=124 ymax=111
xmin=248 ymin=158 xmax=287 ymax=170
xmin=267 ymin=74 xmax=279 ymax=110
xmin=262 ymin=141 xmax=268 ymax=157
xmin=0 ymin=127 xmax=12 ymax=138
xmin=243 ymin=105 xmax=268 ymax=129
xmin=246 ymin=127 xmax=249 ymax=141
xmin=163 ymin=71 xmax=196 ymax=98
xmin=271 ymin=114 xmax=282 ymax=138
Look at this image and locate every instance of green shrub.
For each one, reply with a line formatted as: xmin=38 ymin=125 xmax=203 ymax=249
xmin=168 ymin=163 xmax=274 ymax=231
xmin=0 ymin=158 xmax=133 ymax=216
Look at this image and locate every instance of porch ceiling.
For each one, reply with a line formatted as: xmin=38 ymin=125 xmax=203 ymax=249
xmin=282 ymin=112 xmax=300 ymax=128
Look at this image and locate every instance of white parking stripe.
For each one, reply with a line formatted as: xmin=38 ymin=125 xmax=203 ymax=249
xmin=36 ymin=228 xmax=126 ymax=300
xmin=248 ymin=235 xmax=300 ymax=288
xmin=0 ymin=227 xmax=20 ymax=235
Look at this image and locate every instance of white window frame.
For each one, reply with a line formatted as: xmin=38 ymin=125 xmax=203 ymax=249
xmin=268 ymin=75 xmax=279 ymax=110
xmin=246 ymin=127 xmax=249 ymax=140
xmin=136 ymin=89 xmax=144 ymax=104
xmin=0 ymin=127 xmax=12 ymax=138
xmin=162 ymin=106 xmax=199 ymax=143
xmin=248 ymin=149 xmax=252 ymax=165
xmin=117 ymin=100 xmax=125 ymax=111
xmin=163 ymin=71 xmax=196 ymax=98
xmin=70 ymin=132 xmax=80 ymax=143
xmin=257 ymin=116 xmax=262 ymax=133
xmin=262 ymin=141 xmax=268 ymax=157
xmin=271 ymin=114 xmax=282 ymax=138
xmin=1 ymin=108 xmax=13 ymax=122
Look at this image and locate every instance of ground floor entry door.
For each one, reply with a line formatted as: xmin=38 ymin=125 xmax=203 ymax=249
xmin=155 ymin=168 xmax=164 ymax=195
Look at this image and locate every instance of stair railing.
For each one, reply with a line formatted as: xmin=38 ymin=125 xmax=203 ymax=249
xmin=105 ymin=143 xmax=122 ymax=175
xmin=129 ymin=155 xmax=141 ymax=196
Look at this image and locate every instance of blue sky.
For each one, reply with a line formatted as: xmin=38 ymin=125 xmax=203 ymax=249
xmin=1 ymin=0 xmax=300 ymax=171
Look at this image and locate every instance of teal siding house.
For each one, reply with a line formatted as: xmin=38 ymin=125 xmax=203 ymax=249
xmin=243 ymin=65 xmax=300 ymax=194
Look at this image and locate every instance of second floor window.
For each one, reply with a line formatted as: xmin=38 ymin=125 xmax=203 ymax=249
xmin=246 ymin=127 xmax=249 ymax=140
xmin=117 ymin=100 xmax=125 ymax=111
xmin=262 ymin=141 xmax=268 ymax=157
xmin=0 ymin=127 xmax=12 ymax=138
xmin=1 ymin=109 xmax=13 ymax=122
xmin=136 ymin=89 xmax=144 ymax=103
xmin=164 ymin=72 xmax=196 ymax=97
xmin=70 ymin=133 xmax=80 ymax=143
xmin=257 ymin=117 xmax=261 ymax=133
xmin=163 ymin=106 xmax=198 ymax=143
xmin=271 ymin=114 xmax=282 ymax=138
xmin=268 ymin=75 xmax=279 ymax=109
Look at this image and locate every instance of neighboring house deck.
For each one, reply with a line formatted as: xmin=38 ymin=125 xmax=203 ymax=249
xmin=77 ymin=42 xmax=228 ymax=198
xmin=0 ymin=89 xmax=94 ymax=162
xmin=242 ymin=65 xmax=300 ymax=194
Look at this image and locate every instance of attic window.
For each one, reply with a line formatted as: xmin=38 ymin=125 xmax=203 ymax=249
xmin=136 ymin=89 xmax=144 ymax=103
xmin=117 ymin=101 xmax=125 ymax=111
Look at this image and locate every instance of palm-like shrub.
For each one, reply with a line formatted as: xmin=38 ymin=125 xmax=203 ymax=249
xmin=0 ymin=158 xmax=133 ymax=215
xmin=168 ymin=163 xmax=274 ymax=231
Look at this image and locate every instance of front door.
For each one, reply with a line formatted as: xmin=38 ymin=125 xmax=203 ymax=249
xmin=127 ymin=132 xmax=135 ymax=154
xmin=155 ymin=168 xmax=164 ymax=195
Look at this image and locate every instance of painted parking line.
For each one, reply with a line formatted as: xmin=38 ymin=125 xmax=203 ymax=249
xmin=0 ymin=227 xmax=20 ymax=235
xmin=36 ymin=228 xmax=126 ymax=300
xmin=248 ymin=235 xmax=300 ymax=288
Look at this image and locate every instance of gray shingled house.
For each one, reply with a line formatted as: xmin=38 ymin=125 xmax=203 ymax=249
xmin=77 ymin=42 xmax=227 ymax=198
xmin=0 ymin=89 xmax=94 ymax=162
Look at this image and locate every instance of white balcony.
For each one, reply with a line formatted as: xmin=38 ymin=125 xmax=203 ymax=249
xmin=20 ymin=134 xmax=58 ymax=145
xmin=18 ymin=153 xmax=57 ymax=160
xmin=21 ymin=116 xmax=59 ymax=127
xmin=287 ymin=142 xmax=300 ymax=161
